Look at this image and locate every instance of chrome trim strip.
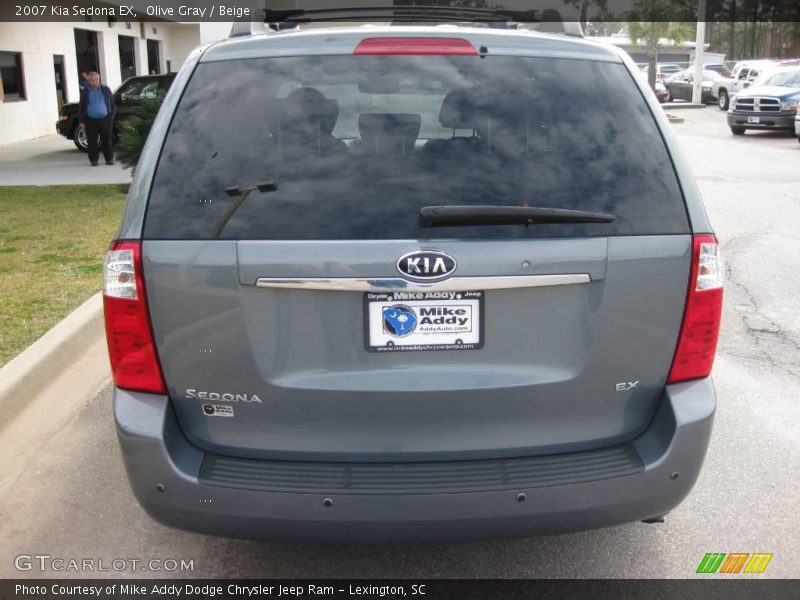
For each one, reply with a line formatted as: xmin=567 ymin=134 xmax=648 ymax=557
xmin=255 ymin=274 xmax=590 ymax=292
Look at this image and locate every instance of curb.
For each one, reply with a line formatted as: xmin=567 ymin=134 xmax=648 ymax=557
xmin=0 ymin=293 xmax=104 ymax=419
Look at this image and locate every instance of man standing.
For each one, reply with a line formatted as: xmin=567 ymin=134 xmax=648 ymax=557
xmin=79 ymin=72 xmax=115 ymax=166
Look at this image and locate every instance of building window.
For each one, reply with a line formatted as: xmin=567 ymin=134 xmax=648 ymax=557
xmin=118 ymin=35 xmax=137 ymax=80
xmin=147 ymin=39 xmax=161 ymax=75
xmin=0 ymin=52 xmax=26 ymax=102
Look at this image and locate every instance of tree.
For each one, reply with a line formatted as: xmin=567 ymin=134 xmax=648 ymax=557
xmin=628 ymin=19 xmax=693 ymax=91
xmin=115 ymin=93 xmax=165 ymax=173
xmin=562 ymin=0 xmax=609 ymax=32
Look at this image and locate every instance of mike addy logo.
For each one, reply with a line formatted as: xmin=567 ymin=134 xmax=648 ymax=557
xmin=185 ymin=389 xmax=262 ymax=403
xmin=382 ymin=305 xmax=418 ymax=337
xmin=382 ymin=304 xmax=471 ymax=338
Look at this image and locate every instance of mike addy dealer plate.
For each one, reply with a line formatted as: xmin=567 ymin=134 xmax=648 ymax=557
xmin=364 ymin=290 xmax=484 ymax=352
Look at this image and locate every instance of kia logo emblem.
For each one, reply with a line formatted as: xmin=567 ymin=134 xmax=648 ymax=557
xmin=396 ymin=250 xmax=457 ymax=282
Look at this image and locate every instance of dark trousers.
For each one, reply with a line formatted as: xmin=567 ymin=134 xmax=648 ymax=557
xmin=85 ymin=116 xmax=114 ymax=164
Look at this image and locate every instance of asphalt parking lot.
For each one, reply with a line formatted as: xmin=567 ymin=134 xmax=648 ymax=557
xmin=0 ymin=107 xmax=798 ymax=579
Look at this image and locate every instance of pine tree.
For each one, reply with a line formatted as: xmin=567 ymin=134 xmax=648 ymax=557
xmin=115 ymin=93 xmax=164 ymax=173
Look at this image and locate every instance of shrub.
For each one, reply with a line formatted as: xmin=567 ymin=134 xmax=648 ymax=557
xmin=115 ymin=93 xmax=165 ymax=173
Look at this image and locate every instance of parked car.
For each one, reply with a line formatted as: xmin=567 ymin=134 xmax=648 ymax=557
xmin=659 ymin=63 xmax=683 ymax=77
xmin=727 ymin=67 xmax=800 ymax=135
xmin=665 ymin=70 xmax=719 ymax=103
xmin=641 ymin=62 xmax=682 ymax=81
xmin=106 ymin=19 xmax=722 ymax=542
xmin=637 ymin=71 xmax=669 ymax=103
xmin=796 ymin=111 xmax=800 ymax=143
xmin=654 ymin=80 xmax=669 ymax=103
xmin=56 ymin=73 xmax=176 ymax=151
xmin=748 ymin=66 xmax=800 ymax=89
xmin=693 ymin=62 xmax=732 ymax=78
xmin=713 ymin=60 xmax=781 ymax=110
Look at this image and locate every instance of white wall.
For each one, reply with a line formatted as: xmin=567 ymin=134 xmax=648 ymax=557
xmin=76 ymin=19 xmax=167 ymax=89
xmin=0 ymin=20 xmax=230 ymax=146
xmin=134 ymin=33 xmax=148 ymax=76
xmin=163 ymin=23 xmax=233 ymax=73
xmin=199 ymin=23 xmax=233 ymax=45
xmin=0 ymin=22 xmax=79 ymax=145
xmin=161 ymin=24 xmax=201 ymax=73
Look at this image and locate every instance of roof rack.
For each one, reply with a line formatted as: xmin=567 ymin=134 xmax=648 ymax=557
xmin=249 ymin=5 xmax=583 ymax=38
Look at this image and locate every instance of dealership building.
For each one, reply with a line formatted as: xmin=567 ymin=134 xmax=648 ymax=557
xmin=0 ymin=18 xmax=231 ymax=146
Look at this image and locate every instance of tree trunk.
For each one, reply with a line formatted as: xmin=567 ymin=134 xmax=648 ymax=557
xmin=769 ymin=7 xmax=779 ymax=57
xmin=707 ymin=22 xmax=714 ymax=54
xmin=648 ymin=45 xmax=657 ymax=92
xmin=743 ymin=21 xmax=748 ymax=58
xmin=580 ymin=0 xmax=588 ymax=33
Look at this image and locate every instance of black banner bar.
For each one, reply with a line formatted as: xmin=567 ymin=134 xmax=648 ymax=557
xmin=2 ymin=580 xmax=800 ymax=600
xmin=1 ymin=0 xmax=800 ymax=23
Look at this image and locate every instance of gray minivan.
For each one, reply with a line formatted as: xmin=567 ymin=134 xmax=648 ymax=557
xmin=104 ymin=22 xmax=723 ymax=541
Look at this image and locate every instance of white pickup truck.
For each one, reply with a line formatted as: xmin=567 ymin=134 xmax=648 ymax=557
xmin=713 ymin=60 xmax=781 ymax=110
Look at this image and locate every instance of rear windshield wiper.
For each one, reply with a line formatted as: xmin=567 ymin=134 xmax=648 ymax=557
xmin=418 ymin=205 xmax=615 ymax=227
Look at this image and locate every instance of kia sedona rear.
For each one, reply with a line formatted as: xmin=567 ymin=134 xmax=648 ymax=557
xmin=104 ymin=25 xmax=722 ymax=542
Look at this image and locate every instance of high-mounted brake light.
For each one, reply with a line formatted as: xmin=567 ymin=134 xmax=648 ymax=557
xmin=667 ymin=234 xmax=724 ymax=384
xmin=103 ymin=241 xmax=166 ymax=394
xmin=354 ymin=37 xmax=478 ymax=56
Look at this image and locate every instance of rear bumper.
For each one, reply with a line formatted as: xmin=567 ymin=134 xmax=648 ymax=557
xmin=114 ymin=378 xmax=715 ymax=542
xmin=727 ymin=111 xmax=796 ymax=130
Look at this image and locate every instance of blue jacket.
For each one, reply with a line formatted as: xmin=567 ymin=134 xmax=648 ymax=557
xmin=79 ymin=85 xmax=116 ymax=122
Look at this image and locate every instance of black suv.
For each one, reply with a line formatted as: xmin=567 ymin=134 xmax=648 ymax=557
xmin=56 ymin=73 xmax=176 ymax=152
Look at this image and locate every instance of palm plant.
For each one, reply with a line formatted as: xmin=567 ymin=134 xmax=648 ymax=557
xmin=115 ymin=93 xmax=165 ymax=173
xmin=628 ymin=8 xmax=693 ymax=91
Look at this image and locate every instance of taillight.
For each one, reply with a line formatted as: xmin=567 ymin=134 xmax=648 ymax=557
xmin=667 ymin=234 xmax=724 ymax=384
xmin=354 ymin=37 xmax=478 ymax=56
xmin=103 ymin=240 xmax=166 ymax=394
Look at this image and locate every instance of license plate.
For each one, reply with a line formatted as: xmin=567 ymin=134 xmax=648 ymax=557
xmin=748 ymin=116 xmax=760 ymax=124
xmin=364 ymin=290 xmax=483 ymax=352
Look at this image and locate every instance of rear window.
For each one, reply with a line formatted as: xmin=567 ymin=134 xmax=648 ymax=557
xmin=763 ymin=71 xmax=800 ymax=88
xmin=143 ymin=54 xmax=689 ymax=240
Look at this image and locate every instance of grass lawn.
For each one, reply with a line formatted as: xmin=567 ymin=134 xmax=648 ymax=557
xmin=0 ymin=185 xmax=127 ymax=367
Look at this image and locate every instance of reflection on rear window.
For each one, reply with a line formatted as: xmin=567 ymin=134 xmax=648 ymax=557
xmin=144 ymin=55 xmax=688 ymax=240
